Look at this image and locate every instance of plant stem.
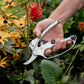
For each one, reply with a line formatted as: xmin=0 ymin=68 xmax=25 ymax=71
xmin=25 ymin=3 xmax=31 ymax=58
xmin=61 ymin=45 xmax=81 ymax=80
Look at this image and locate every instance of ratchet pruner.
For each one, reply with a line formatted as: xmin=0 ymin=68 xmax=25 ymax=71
xmin=23 ymin=20 xmax=77 ymax=65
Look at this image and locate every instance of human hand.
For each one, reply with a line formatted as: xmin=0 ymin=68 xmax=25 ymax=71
xmin=33 ymin=18 xmax=71 ymax=56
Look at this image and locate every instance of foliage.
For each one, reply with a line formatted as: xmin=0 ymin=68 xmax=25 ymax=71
xmin=0 ymin=0 xmax=84 ymax=84
xmin=41 ymin=59 xmax=63 ymax=84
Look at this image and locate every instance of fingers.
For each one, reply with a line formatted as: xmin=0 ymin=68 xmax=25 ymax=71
xmin=45 ymin=39 xmax=67 ymax=56
xmin=66 ymin=41 xmax=72 ymax=46
xmin=33 ymin=23 xmax=42 ymax=38
xmin=33 ymin=19 xmax=55 ymax=38
xmin=52 ymin=39 xmax=62 ymax=53
xmin=44 ymin=49 xmax=52 ymax=56
xmin=45 ymin=40 xmax=72 ymax=56
xmin=61 ymin=40 xmax=66 ymax=49
xmin=33 ymin=30 xmax=41 ymax=38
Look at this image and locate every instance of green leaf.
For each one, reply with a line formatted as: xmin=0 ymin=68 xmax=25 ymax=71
xmin=56 ymin=0 xmax=62 ymax=3
xmin=80 ymin=44 xmax=84 ymax=52
xmin=41 ymin=60 xmax=63 ymax=84
xmin=69 ymin=82 xmax=80 ymax=84
xmin=7 ymin=74 xmax=17 ymax=84
xmin=83 ymin=36 xmax=84 ymax=41
xmin=6 ymin=26 xmax=18 ymax=32
xmin=51 ymin=0 xmax=59 ymax=4
xmin=81 ymin=41 xmax=84 ymax=44
xmin=80 ymin=72 xmax=84 ymax=79
xmin=19 ymin=80 xmax=24 ymax=84
xmin=61 ymin=75 xmax=70 ymax=83
xmin=53 ymin=58 xmax=60 ymax=67
xmin=11 ymin=60 xmax=15 ymax=65
xmin=32 ymin=59 xmax=41 ymax=70
xmin=4 ymin=39 xmax=15 ymax=54
xmin=0 ymin=44 xmax=3 ymax=49
xmin=73 ymin=44 xmax=80 ymax=49
xmin=5 ymin=39 xmax=15 ymax=49
xmin=16 ymin=49 xmax=23 ymax=53
xmin=4 ymin=48 xmax=14 ymax=54
xmin=23 ymin=69 xmax=35 ymax=84
xmin=63 ymin=21 xmax=74 ymax=33
xmin=61 ymin=66 xmax=74 ymax=83
xmin=80 ymin=72 xmax=84 ymax=83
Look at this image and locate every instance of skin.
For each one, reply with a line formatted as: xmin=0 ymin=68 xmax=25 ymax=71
xmin=33 ymin=0 xmax=84 ymax=56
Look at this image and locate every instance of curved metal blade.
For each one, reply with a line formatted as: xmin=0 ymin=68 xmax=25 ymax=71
xmin=23 ymin=54 xmax=37 ymax=65
xmin=21 ymin=47 xmax=32 ymax=62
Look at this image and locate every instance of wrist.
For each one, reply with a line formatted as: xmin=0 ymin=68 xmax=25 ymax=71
xmin=74 ymin=0 xmax=84 ymax=10
xmin=49 ymin=0 xmax=84 ymax=25
xmin=49 ymin=15 xmax=65 ymax=26
xmin=48 ymin=18 xmax=64 ymax=27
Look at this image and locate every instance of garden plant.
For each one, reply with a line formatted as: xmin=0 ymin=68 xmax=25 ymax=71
xmin=0 ymin=0 xmax=84 ymax=84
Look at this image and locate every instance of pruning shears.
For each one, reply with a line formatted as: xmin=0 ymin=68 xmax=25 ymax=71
xmin=23 ymin=20 xmax=77 ymax=65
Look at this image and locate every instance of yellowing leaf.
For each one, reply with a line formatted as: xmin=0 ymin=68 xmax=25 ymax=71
xmin=0 ymin=57 xmax=8 ymax=68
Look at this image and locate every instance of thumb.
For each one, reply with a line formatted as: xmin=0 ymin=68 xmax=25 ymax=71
xmin=33 ymin=18 xmax=55 ymax=38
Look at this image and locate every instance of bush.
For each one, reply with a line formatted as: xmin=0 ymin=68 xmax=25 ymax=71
xmin=0 ymin=0 xmax=84 ymax=84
